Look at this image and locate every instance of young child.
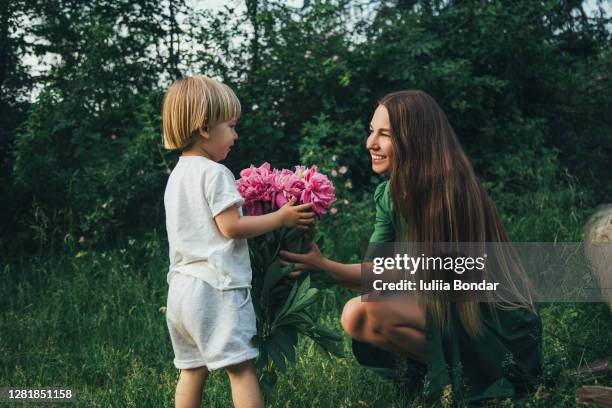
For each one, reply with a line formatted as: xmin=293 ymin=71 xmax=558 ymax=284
xmin=161 ymin=75 xmax=315 ymax=408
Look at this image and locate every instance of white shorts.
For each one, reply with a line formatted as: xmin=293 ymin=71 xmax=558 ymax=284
xmin=166 ymin=273 xmax=259 ymax=370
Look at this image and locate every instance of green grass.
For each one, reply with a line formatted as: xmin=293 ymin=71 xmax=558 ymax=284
xmin=1 ymin=231 xmax=610 ymax=407
xmin=0 ymin=242 xmax=398 ymax=407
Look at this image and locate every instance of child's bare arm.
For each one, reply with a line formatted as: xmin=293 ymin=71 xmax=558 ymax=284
xmin=214 ymin=199 xmax=316 ymax=240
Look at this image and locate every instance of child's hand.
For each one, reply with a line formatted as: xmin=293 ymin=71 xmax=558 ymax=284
xmin=278 ymin=197 xmax=316 ymax=230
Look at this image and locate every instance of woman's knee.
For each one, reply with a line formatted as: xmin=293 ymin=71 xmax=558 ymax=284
xmin=364 ymin=302 xmax=389 ymax=336
xmin=364 ymin=302 xmax=426 ymax=342
xmin=341 ymin=297 xmax=367 ymax=338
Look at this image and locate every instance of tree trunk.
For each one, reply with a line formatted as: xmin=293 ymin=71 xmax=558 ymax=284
xmin=245 ymin=0 xmax=259 ymax=80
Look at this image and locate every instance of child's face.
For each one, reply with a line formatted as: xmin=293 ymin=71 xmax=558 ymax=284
xmin=203 ymin=118 xmax=238 ymax=162
xmin=366 ymin=105 xmax=393 ymax=174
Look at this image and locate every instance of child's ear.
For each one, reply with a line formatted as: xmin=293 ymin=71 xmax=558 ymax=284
xmin=198 ymin=126 xmax=209 ymax=139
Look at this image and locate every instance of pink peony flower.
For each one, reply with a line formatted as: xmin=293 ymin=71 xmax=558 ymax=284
xmin=269 ymin=169 xmax=305 ymax=210
xmin=239 ymin=161 xmax=272 ymax=179
xmin=339 ymin=166 xmax=348 ymax=174
xmin=297 ymin=165 xmax=336 ymax=216
xmin=236 ymin=162 xmax=275 ymax=215
xmin=330 ymin=207 xmax=338 ymax=215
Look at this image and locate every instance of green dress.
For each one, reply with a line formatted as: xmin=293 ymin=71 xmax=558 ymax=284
xmin=352 ymin=180 xmax=543 ymax=405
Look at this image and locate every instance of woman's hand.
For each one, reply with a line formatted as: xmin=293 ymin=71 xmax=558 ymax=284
xmin=278 ymin=242 xmax=327 ymax=278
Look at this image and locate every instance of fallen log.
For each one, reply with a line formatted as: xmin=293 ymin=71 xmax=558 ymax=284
xmin=566 ymin=359 xmax=611 ymax=380
xmin=576 ymin=386 xmax=612 ymax=407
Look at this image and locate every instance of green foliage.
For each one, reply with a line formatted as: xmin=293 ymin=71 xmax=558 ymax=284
xmin=3 ymin=0 xmax=611 ymax=252
xmin=4 ymin=0 xmax=183 ymax=250
xmin=11 ymin=90 xmax=174 ymax=249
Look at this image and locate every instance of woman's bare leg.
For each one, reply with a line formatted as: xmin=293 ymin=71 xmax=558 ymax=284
xmin=341 ymin=295 xmax=427 ymax=364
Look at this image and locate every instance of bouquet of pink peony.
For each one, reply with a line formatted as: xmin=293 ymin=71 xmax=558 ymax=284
xmin=237 ymin=162 xmax=337 ymax=253
xmin=236 ymin=162 xmax=342 ymax=394
xmin=238 ymin=162 xmax=336 ymax=216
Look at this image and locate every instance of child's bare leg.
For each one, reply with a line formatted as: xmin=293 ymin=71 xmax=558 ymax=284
xmin=225 ymin=359 xmax=263 ymax=408
xmin=175 ymin=366 xmax=209 ymax=408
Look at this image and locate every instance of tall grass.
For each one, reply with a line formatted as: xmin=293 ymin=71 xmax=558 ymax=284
xmin=1 ymin=186 xmax=610 ymax=406
xmin=0 ymin=237 xmax=400 ymax=407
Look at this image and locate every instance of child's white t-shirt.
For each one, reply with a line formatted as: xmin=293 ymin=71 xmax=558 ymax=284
xmin=164 ymin=156 xmax=252 ymax=290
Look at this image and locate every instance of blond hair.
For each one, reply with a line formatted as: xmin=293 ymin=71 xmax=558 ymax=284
xmin=162 ymin=75 xmax=241 ymax=150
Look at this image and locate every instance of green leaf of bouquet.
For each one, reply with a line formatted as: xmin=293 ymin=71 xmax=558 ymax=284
xmin=303 ymin=326 xmax=344 ymax=356
xmin=316 ymin=234 xmax=324 ymax=248
xmin=295 ymin=311 xmax=316 ymax=327
xmin=259 ymin=370 xmax=277 ymax=400
xmin=313 ymin=336 xmax=345 ymax=357
xmin=255 ymin=347 xmax=268 ymax=371
xmin=262 ymin=244 xmax=272 ymax=266
xmin=274 ymin=277 xmax=320 ymax=326
xmin=270 ymin=284 xmax=290 ymax=299
xmin=308 ymin=271 xmax=336 ymax=289
xmin=252 ymin=297 xmax=264 ymax=321
xmin=269 ymin=326 xmax=298 ymax=364
xmin=281 ymin=276 xmax=313 ymax=317
xmin=265 ymin=339 xmax=287 ymax=373
xmin=265 ymin=230 xmax=276 ymax=245
xmin=262 ymin=259 xmax=290 ymax=299
xmin=293 ymin=274 xmax=312 ymax=302
xmin=305 ymin=224 xmax=316 ymax=241
xmin=273 ymin=279 xmax=300 ymax=322
xmin=285 ymin=289 xmax=318 ymax=319
xmin=284 ymin=237 xmax=303 ymax=254
xmin=251 ymin=334 xmax=263 ymax=347
xmin=309 ymin=325 xmax=343 ymax=341
xmin=284 ymin=227 xmax=304 ymax=242
xmin=248 ymin=243 xmax=264 ymax=271
xmin=275 ymin=310 xmax=314 ymax=328
xmin=294 ymin=287 xmax=319 ymax=311
xmin=278 ymin=227 xmax=286 ymax=241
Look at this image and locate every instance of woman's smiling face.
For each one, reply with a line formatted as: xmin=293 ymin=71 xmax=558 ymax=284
xmin=367 ymin=104 xmax=393 ymax=174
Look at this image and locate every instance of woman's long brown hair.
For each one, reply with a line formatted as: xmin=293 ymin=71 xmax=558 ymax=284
xmin=379 ymin=90 xmax=535 ymax=337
